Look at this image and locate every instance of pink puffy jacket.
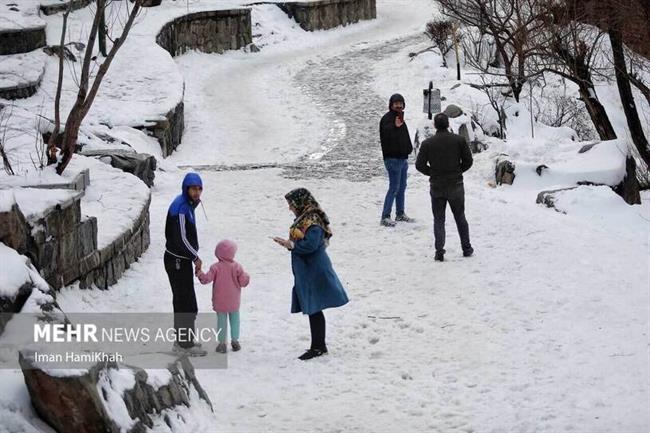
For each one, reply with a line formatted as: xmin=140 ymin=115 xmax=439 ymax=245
xmin=196 ymin=239 xmax=250 ymax=312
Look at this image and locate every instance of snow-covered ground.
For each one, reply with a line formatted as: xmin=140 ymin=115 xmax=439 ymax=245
xmin=1 ymin=0 xmax=649 ymax=432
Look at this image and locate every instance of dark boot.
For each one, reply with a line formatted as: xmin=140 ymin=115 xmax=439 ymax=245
xmin=435 ymin=250 xmax=445 ymax=262
xmin=298 ymin=347 xmax=328 ymax=361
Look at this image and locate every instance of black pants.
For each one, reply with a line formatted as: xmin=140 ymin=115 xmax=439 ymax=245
xmin=164 ymin=252 xmax=197 ymax=348
xmin=309 ymin=311 xmax=326 ymax=350
xmin=430 ymin=181 xmax=471 ymax=253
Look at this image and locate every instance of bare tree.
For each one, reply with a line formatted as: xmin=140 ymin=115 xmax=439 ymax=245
xmin=605 ymin=0 xmax=649 ymax=167
xmin=436 ymin=0 xmax=548 ymax=102
xmin=47 ymin=2 xmax=73 ymax=165
xmin=54 ymin=0 xmax=145 ymax=175
xmin=467 ymin=74 xmax=509 ymax=138
xmin=532 ymin=1 xmax=617 ymax=140
xmin=425 ymin=19 xmax=455 ymax=66
xmin=0 ymin=104 xmax=15 ymax=175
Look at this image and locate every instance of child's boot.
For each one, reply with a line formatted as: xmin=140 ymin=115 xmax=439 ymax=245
xmin=215 ymin=342 xmax=227 ymax=353
xmin=231 ymin=340 xmax=241 ymax=351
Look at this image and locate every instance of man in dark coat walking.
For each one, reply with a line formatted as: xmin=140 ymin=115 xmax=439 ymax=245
xmin=415 ymin=113 xmax=474 ymax=261
xmin=164 ymin=172 xmax=207 ymax=356
xmin=379 ymin=93 xmax=414 ymax=227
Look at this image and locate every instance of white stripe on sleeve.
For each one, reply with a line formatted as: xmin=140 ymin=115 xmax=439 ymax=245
xmin=179 ymin=213 xmax=200 ymax=258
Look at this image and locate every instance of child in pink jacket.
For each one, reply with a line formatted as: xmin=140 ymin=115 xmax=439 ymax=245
xmin=196 ymin=239 xmax=250 ymax=353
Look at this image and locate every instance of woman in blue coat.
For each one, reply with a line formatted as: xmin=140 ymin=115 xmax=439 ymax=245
xmin=273 ymin=188 xmax=349 ymax=360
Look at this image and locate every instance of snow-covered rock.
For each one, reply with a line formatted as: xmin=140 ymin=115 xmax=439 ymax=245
xmin=19 ymin=355 xmax=214 ymax=433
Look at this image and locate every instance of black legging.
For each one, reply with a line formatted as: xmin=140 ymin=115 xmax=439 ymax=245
xmin=308 ymin=311 xmax=326 ymax=350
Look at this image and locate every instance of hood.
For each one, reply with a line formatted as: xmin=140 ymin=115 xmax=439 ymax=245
xmin=215 ymin=239 xmax=237 ymax=262
xmin=388 ymin=93 xmax=405 ymax=111
xmin=182 ymin=172 xmax=203 ymax=199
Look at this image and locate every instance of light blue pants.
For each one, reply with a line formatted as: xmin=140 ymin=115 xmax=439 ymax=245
xmin=217 ymin=311 xmax=240 ymax=343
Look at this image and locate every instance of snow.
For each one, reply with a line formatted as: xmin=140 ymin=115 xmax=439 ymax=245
xmin=145 ymin=369 xmax=172 ymax=390
xmin=12 ymin=188 xmax=79 ymax=220
xmin=0 ymin=51 xmax=46 ymax=89
xmin=0 ymin=242 xmax=30 ymax=298
xmin=97 ymin=368 xmax=137 ymax=433
xmin=0 ymin=3 xmax=44 ymax=32
xmin=551 ymin=184 xmax=637 ymax=219
xmin=0 ymin=0 xmax=649 ymax=432
xmin=0 ymin=190 xmax=15 ymax=212
xmin=68 ymin=157 xmax=150 ymax=250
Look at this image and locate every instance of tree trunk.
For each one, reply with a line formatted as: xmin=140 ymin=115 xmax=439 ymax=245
xmin=609 ymin=27 xmax=650 ymax=167
xmin=578 ymin=85 xmax=617 ymax=140
xmin=97 ymin=0 xmax=107 ymax=57
xmin=56 ymin=109 xmax=83 ymax=174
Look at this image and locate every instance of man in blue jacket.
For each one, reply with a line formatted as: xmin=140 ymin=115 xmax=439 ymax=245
xmin=164 ymin=172 xmax=207 ymax=356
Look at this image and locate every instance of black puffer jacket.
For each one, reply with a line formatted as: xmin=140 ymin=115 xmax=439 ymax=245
xmin=379 ymin=94 xmax=413 ymax=160
xmin=415 ymin=130 xmax=473 ymax=185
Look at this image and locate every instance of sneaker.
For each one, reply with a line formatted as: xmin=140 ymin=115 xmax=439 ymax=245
xmin=380 ymin=217 xmax=396 ymax=227
xmin=173 ymin=343 xmax=207 ymax=357
xmin=231 ymin=340 xmax=241 ymax=352
xmin=298 ymin=348 xmax=328 ymax=361
xmin=173 ymin=341 xmax=202 ymax=349
xmin=463 ymin=247 xmax=474 ymax=257
xmin=434 ymin=251 xmax=445 ymax=262
xmin=395 ymin=214 xmax=415 ymax=223
xmin=215 ymin=343 xmax=227 ymax=353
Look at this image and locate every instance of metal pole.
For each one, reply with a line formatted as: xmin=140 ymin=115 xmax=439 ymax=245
xmin=530 ymin=81 xmax=534 ymax=139
xmin=453 ymin=22 xmax=461 ymax=81
xmin=428 ymin=81 xmax=433 ymax=120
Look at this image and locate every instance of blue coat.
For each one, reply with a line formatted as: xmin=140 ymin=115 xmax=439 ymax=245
xmin=290 ymin=226 xmax=349 ymax=315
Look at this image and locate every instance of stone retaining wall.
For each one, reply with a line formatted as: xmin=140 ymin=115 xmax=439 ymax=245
xmin=0 ymin=71 xmax=44 ymax=99
xmin=24 ymin=192 xmax=98 ymax=289
xmin=0 ymin=27 xmax=46 ymax=55
xmin=40 ymin=0 xmax=94 ymax=16
xmin=156 ymin=9 xmax=252 ymax=57
xmin=151 ymin=9 xmax=251 ymax=156
xmin=78 ymin=195 xmax=151 ymax=289
xmin=0 ymin=176 xmax=150 ymax=290
xmin=278 ymin=0 xmax=376 ymax=31
xmin=139 ymin=100 xmax=185 ymax=158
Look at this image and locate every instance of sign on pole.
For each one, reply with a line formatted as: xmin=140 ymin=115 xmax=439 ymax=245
xmin=423 ymin=83 xmax=441 ymax=119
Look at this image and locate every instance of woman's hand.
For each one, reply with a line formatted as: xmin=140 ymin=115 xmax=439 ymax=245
xmin=272 ymin=237 xmax=293 ymax=250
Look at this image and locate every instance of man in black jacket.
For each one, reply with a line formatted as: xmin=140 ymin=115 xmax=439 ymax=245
xmin=379 ymin=93 xmax=414 ymax=227
xmin=415 ymin=113 xmax=474 ymax=261
xmin=164 ymin=172 xmax=207 ymax=356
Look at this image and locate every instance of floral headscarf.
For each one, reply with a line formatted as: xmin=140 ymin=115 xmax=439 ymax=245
xmin=285 ymin=188 xmax=332 ymax=242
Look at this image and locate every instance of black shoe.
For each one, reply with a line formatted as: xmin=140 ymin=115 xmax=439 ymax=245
xmin=463 ymin=247 xmax=474 ymax=257
xmin=298 ymin=348 xmax=328 ymax=361
xmin=434 ymin=251 xmax=445 ymax=262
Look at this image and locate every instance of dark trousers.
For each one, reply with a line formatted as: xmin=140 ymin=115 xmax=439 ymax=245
xmin=308 ymin=311 xmax=326 ymax=350
xmin=164 ymin=252 xmax=197 ymax=348
xmin=430 ymin=181 xmax=471 ymax=253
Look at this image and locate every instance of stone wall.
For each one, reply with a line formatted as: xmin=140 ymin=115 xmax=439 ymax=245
xmin=20 ymin=192 xmax=98 ymax=290
xmin=278 ymin=0 xmax=376 ymax=31
xmin=1 ymin=175 xmax=150 ymax=290
xmin=151 ymin=9 xmax=251 ymax=156
xmin=78 ymin=195 xmax=151 ymax=289
xmin=40 ymin=0 xmax=94 ymax=16
xmin=139 ymin=100 xmax=185 ymax=158
xmin=0 ymin=71 xmax=43 ymax=99
xmin=0 ymin=27 xmax=46 ymax=55
xmin=156 ymin=9 xmax=253 ymax=57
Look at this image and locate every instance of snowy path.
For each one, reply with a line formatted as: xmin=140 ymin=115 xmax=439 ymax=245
xmin=286 ymin=33 xmax=426 ymax=180
xmin=51 ymin=1 xmax=650 ymax=432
